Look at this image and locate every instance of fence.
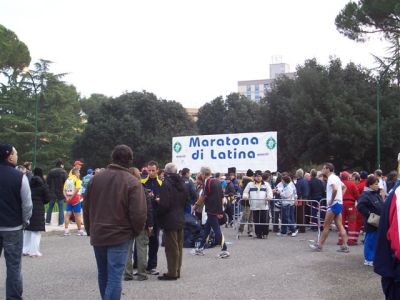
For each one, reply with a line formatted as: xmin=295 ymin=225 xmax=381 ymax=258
xmin=233 ymin=198 xmax=328 ymax=241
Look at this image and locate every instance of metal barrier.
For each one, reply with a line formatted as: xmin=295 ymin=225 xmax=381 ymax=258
xmin=234 ymin=198 xmax=325 ymax=240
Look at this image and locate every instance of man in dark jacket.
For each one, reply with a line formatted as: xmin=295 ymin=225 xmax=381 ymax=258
xmin=45 ymin=160 xmax=68 ymax=226
xmin=295 ymin=168 xmax=309 ymax=233
xmin=0 ymin=143 xmax=32 ymax=299
xmin=83 ymin=145 xmax=147 ymax=299
xmin=141 ymin=160 xmax=163 ymax=276
xmin=157 ymin=163 xmax=189 ymax=280
xmin=181 ymin=167 xmax=196 ymax=212
xmin=308 ymin=169 xmax=325 ymax=231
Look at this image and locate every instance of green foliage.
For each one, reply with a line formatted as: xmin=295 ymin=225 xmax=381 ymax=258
xmin=335 ymin=0 xmax=400 ymax=42
xmin=72 ymin=91 xmax=198 ymax=169
xmin=197 ymin=93 xmax=260 ymax=135
xmin=79 ymin=93 xmax=110 ymax=117
xmin=261 ymin=57 xmax=400 ymax=172
xmin=0 ymin=24 xmax=31 ymax=73
xmin=0 ymin=60 xmax=83 ymax=173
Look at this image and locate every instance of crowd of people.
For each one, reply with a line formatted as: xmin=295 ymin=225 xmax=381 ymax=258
xmin=1 ymin=141 xmax=400 ymax=299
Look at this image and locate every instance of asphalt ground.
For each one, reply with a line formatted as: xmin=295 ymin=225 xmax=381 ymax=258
xmin=0 ymin=225 xmax=384 ymax=300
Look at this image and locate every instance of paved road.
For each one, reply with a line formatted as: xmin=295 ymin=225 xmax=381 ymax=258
xmin=0 ymin=226 xmax=384 ymax=300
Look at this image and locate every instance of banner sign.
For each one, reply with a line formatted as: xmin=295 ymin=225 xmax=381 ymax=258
xmin=172 ymin=132 xmax=277 ymax=173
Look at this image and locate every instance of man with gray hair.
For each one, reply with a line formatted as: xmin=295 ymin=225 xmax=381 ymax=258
xmin=157 ymin=163 xmax=189 ymax=280
xmin=295 ymin=168 xmax=309 ymax=233
xmin=192 ymin=166 xmax=230 ymax=258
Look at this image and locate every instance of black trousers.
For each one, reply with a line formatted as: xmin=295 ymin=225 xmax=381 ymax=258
xmin=252 ymin=210 xmax=269 ymax=237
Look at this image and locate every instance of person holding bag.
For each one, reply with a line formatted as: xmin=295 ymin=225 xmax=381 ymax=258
xmin=357 ymin=174 xmax=384 ymax=267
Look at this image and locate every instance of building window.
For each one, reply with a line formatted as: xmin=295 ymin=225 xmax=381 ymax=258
xmin=246 ymin=85 xmax=252 ymax=100
xmin=264 ymin=83 xmax=270 ymax=90
xmin=255 ymin=85 xmax=259 ymax=101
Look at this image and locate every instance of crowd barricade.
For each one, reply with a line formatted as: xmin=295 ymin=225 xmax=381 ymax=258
xmin=234 ymin=198 xmax=327 ymax=240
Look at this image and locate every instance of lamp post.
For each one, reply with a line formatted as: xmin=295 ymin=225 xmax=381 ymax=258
xmin=376 ymin=58 xmax=400 ymax=170
xmin=22 ymin=67 xmax=39 ymax=169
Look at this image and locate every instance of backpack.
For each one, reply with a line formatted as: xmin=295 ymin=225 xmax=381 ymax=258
xmin=65 ymin=177 xmax=76 ymax=196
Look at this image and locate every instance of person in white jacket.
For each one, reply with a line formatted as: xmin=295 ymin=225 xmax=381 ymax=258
xmin=242 ymin=170 xmax=273 ymax=239
xmin=274 ymin=175 xmax=298 ymax=237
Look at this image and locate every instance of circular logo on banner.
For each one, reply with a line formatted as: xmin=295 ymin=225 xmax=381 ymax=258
xmin=173 ymin=142 xmax=182 ymax=153
xmin=266 ymin=137 xmax=277 ymax=150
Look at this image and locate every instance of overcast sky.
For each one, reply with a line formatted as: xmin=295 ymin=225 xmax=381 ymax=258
xmin=1 ymin=0 xmax=387 ymax=108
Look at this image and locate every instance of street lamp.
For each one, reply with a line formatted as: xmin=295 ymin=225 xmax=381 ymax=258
xmin=22 ymin=67 xmax=39 ymax=169
xmin=376 ymin=58 xmax=400 ymax=169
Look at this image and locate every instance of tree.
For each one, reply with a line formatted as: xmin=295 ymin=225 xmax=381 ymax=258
xmin=79 ymin=93 xmax=110 ymax=117
xmin=260 ymin=58 xmax=399 ymax=172
xmin=335 ymin=0 xmax=400 ymax=42
xmin=0 ymin=59 xmax=83 ymax=172
xmin=197 ymin=93 xmax=261 ymax=135
xmin=72 ymin=91 xmax=197 ymax=169
xmin=0 ymin=24 xmax=31 ymax=73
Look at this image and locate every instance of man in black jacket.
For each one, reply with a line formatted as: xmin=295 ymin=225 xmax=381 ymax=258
xmin=45 ymin=160 xmax=68 ymax=226
xmin=0 ymin=143 xmax=32 ymax=299
xmin=157 ymin=163 xmax=189 ymax=280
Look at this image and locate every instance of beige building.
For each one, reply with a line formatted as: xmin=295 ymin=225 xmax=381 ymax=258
xmin=238 ymin=63 xmax=296 ymax=102
xmin=185 ymin=108 xmax=198 ymax=121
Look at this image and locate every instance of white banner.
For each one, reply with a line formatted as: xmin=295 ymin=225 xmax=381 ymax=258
xmin=172 ymin=132 xmax=277 ymax=173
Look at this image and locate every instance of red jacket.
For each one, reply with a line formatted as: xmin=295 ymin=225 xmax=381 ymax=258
xmin=357 ymin=179 xmax=367 ymax=196
xmin=342 ymin=180 xmax=360 ymax=202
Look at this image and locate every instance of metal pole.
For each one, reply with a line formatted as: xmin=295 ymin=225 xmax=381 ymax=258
xmin=376 ymin=83 xmax=380 ymax=169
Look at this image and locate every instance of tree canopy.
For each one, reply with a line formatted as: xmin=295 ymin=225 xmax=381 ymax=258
xmin=260 ymin=58 xmax=400 ymax=172
xmin=196 ymin=93 xmax=260 ymax=135
xmin=335 ymin=0 xmax=400 ymax=42
xmin=72 ymin=91 xmax=198 ymax=169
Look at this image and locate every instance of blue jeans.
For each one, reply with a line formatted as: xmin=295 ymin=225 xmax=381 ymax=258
xmin=281 ymin=206 xmax=296 ymax=234
xmin=45 ymin=199 xmax=65 ymax=225
xmin=93 ymin=240 xmax=131 ymax=300
xmin=364 ymin=231 xmax=377 ymax=262
xmin=0 ymin=229 xmax=23 ymax=300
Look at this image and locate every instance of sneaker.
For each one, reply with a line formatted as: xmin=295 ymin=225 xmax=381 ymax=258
xmin=364 ymin=260 xmax=373 ymax=267
xmin=276 ymin=232 xmax=287 ymax=237
xmin=57 ymin=224 xmax=63 ymax=227
xmin=77 ymin=230 xmax=87 ymax=236
xmin=190 ymin=248 xmax=204 ymax=256
xmin=134 ymin=275 xmax=149 ymax=281
xmin=145 ymin=269 xmax=159 ymax=275
xmin=291 ymin=230 xmax=299 ymax=237
xmin=133 ymin=269 xmax=138 ymax=276
xmin=63 ymin=231 xmax=71 ymax=236
xmin=337 ymin=246 xmax=350 ymax=253
xmin=217 ymin=250 xmax=230 ymax=258
xmin=308 ymin=243 xmax=323 ymax=251
xmin=45 ymin=222 xmax=51 ymax=225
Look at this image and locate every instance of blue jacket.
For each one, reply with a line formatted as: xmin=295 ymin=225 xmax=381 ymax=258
xmin=182 ymin=176 xmax=197 ymax=205
xmin=295 ymin=178 xmax=309 ymax=199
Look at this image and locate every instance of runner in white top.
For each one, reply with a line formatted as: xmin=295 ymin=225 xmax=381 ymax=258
xmin=309 ymin=163 xmax=349 ymax=253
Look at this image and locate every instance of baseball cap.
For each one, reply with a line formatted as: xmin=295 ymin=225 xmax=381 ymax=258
xmin=74 ymin=160 xmax=84 ymax=166
xmin=87 ymin=168 xmax=93 ymax=174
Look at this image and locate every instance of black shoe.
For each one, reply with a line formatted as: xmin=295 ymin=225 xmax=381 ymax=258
xmin=158 ymin=274 xmax=178 ymax=281
xmin=255 ymin=235 xmax=263 ymax=239
xmin=124 ymin=276 xmax=134 ymax=281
